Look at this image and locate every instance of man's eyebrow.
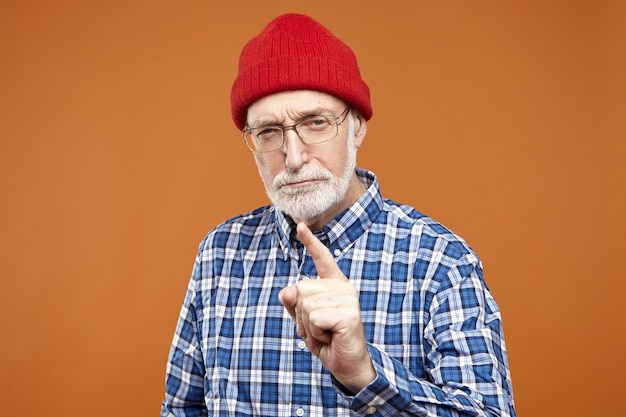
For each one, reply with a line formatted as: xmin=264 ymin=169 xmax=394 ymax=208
xmin=291 ymin=107 xmax=331 ymax=119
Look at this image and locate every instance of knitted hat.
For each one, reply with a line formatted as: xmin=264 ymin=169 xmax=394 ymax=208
xmin=230 ymin=13 xmax=372 ymax=130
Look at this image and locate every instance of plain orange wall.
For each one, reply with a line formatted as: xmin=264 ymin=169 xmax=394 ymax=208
xmin=1 ymin=1 xmax=624 ymax=416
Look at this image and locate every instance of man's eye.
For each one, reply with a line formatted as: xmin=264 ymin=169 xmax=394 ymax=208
xmin=302 ymin=117 xmax=331 ymax=130
xmin=255 ymin=127 xmax=281 ymax=138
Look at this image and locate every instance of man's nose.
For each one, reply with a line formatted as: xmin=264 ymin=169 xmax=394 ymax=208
xmin=282 ymin=128 xmax=309 ymax=170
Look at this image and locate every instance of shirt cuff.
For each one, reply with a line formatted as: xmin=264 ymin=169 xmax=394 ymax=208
xmin=332 ymin=345 xmax=412 ymax=416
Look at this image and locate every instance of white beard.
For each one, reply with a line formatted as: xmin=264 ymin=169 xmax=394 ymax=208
xmin=264 ymin=114 xmax=357 ymax=220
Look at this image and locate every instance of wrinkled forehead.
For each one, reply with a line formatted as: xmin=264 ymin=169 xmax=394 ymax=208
xmin=246 ymin=90 xmax=345 ymax=126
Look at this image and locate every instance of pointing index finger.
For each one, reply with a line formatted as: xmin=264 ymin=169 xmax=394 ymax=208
xmin=297 ymin=222 xmax=347 ymax=281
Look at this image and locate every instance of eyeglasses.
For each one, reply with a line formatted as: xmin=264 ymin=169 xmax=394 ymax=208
xmin=242 ymin=106 xmax=351 ymax=153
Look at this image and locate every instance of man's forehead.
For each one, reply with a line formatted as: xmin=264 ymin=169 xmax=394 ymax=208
xmin=246 ymin=90 xmax=344 ymax=124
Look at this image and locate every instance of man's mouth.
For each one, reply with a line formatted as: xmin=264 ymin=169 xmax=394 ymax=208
xmin=277 ymin=176 xmax=326 ymax=193
xmin=285 ymin=178 xmax=318 ymax=187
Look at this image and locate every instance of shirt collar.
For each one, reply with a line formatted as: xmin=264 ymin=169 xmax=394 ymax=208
xmin=274 ymin=168 xmax=383 ymax=257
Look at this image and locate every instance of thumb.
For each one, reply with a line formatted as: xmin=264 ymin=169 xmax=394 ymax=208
xmin=297 ymin=222 xmax=347 ymax=281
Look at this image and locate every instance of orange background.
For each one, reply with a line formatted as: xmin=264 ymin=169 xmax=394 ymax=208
xmin=1 ymin=1 xmax=624 ymax=416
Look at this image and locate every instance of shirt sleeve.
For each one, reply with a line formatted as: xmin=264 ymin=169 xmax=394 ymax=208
xmin=160 ymin=255 xmax=208 ymax=417
xmin=344 ymin=254 xmax=516 ymax=417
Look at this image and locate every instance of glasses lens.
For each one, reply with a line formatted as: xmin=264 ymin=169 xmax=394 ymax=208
xmin=297 ymin=116 xmax=337 ymax=144
xmin=243 ymin=111 xmax=344 ymax=153
xmin=244 ymin=127 xmax=283 ymax=152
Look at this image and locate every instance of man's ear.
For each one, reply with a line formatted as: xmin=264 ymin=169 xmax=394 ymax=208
xmin=353 ymin=111 xmax=367 ymax=148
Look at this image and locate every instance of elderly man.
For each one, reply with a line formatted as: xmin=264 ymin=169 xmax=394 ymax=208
xmin=161 ymin=13 xmax=516 ymax=417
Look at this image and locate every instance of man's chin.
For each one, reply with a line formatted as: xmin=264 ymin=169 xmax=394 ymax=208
xmin=272 ymin=195 xmax=328 ymax=219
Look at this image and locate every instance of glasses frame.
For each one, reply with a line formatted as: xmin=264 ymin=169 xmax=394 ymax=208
xmin=242 ymin=105 xmax=351 ymax=153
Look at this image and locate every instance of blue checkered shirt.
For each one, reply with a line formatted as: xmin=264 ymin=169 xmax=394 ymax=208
xmin=161 ymin=169 xmax=515 ymax=417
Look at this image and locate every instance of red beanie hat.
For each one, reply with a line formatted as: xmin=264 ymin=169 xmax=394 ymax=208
xmin=230 ymin=13 xmax=372 ymax=130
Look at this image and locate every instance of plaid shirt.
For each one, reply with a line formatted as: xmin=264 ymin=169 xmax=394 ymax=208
xmin=161 ymin=169 xmax=515 ymax=417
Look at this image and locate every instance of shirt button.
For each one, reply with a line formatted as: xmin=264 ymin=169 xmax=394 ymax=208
xmin=297 ymin=340 xmax=306 ymax=350
xmin=296 ymin=407 xmax=305 ymax=416
xmin=366 ymin=406 xmax=377 ymax=415
xmin=333 ymin=248 xmax=341 ymax=256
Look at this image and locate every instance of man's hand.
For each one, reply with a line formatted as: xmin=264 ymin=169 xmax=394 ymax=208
xmin=278 ymin=222 xmax=376 ymax=393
